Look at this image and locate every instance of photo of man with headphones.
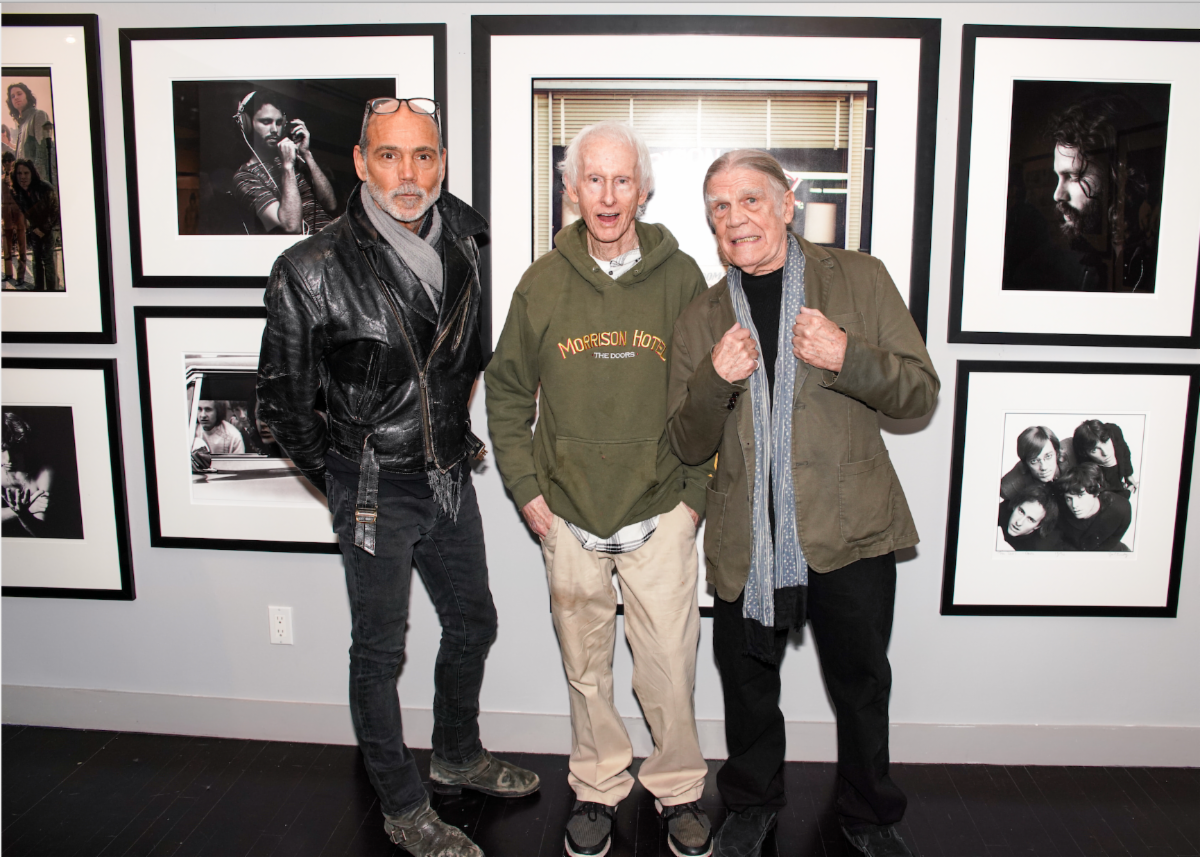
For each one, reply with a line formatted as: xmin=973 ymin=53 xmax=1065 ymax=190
xmin=231 ymin=89 xmax=336 ymax=235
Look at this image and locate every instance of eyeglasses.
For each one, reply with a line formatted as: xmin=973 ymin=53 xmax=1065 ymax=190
xmin=365 ymin=97 xmax=440 ymax=121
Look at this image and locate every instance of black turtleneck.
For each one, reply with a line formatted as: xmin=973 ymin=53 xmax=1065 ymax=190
xmin=742 ymin=266 xmax=784 ymax=396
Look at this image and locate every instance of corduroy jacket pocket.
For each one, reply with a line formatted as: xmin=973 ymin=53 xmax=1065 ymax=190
xmin=703 ymin=484 xmax=728 ymax=573
xmin=837 ymin=450 xmax=896 ymax=544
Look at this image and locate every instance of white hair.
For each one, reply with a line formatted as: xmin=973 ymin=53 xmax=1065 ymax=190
xmin=558 ymin=121 xmax=655 ymax=200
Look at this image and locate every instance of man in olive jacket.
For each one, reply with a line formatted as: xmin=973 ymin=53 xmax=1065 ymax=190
xmin=487 ymin=122 xmax=713 ymax=857
xmin=666 ymin=150 xmax=939 ymax=857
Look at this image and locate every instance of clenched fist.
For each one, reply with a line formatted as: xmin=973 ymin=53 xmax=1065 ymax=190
xmin=791 ymin=307 xmax=847 ymax=373
xmin=712 ymin=322 xmax=759 ymax=383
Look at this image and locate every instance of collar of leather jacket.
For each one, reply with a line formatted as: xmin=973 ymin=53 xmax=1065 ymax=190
xmin=348 ymin=183 xmax=489 ymax=250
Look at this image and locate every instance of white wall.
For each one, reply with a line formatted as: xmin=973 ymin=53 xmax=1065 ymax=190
xmin=4 ymin=1 xmax=1199 ymax=767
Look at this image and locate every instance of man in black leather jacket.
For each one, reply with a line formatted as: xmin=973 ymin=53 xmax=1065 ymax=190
xmin=257 ymin=98 xmax=538 ymax=857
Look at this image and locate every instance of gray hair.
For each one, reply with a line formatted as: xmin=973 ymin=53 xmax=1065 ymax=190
xmin=702 ymin=148 xmax=792 ymax=228
xmin=558 ymin=121 xmax=655 ymax=200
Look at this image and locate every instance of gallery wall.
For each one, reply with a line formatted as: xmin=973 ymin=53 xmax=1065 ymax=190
xmin=3 ymin=1 xmax=1199 ymax=766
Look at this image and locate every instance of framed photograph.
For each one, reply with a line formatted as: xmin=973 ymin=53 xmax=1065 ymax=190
xmin=135 ymin=307 xmax=337 ymax=552
xmin=941 ymin=361 xmax=1197 ymax=617
xmin=949 ymin=25 xmax=1200 ymax=347
xmin=472 ymin=15 xmax=941 ymax=347
xmin=1 ymin=14 xmax=115 ymax=343
xmin=2 ymin=358 xmax=134 ymax=599
xmin=120 ymin=24 xmax=445 ymax=288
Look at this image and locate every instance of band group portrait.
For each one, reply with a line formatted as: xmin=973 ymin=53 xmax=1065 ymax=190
xmin=2 ymin=407 xmax=85 ymax=541
xmin=2 ymin=69 xmax=64 ymax=292
xmin=1000 ymin=80 xmax=1170 ymax=294
xmin=997 ymin=413 xmax=1145 ymax=553
xmin=171 ymin=78 xmax=392 ymax=237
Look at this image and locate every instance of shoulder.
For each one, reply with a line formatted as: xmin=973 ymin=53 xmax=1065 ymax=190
xmin=806 ymin=239 xmax=887 ymax=282
xmin=675 ymin=276 xmax=727 ymax=336
xmin=277 ymin=215 xmax=354 ymax=285
xmin=513 ymin=249 xmax=573 ymax=300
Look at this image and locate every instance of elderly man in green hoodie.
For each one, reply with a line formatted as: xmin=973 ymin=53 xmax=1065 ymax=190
xmin=487 ymin=122 xmax=713 ymax=857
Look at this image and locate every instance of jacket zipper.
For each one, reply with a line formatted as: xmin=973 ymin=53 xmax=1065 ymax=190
xmin=362 ymin=251 xmax=436 ymax=466
xmin=361 ymin=240 xmax=474 ymax=469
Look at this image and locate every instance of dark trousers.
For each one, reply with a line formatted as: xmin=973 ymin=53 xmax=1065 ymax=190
xmin=328 ymin=473 xmax=498 ymax=816
xmin=713 ymin=552 xmax=907 ymax=828
xmin=28 ymin=229 xmax=56 ymax=291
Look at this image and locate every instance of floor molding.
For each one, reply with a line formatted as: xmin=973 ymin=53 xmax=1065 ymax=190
xmin=4 ymin=684 xmax=1196 ymax=767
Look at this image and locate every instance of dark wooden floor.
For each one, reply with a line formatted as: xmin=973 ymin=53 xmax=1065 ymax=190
xmin=2 ymin=725 xmax=1197 ymax=857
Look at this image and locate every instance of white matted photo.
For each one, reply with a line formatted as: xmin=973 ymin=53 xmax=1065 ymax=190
xmin=942 ymin=361 xmax=1197 ymax=617
xmin=2 ymin=15 xmax=114 ymax=343
xmin=949 ymin=25 xmax=1200 ymax=347
xmin=120 ymin=24 xmax=442 ymax=287
xmin=136 ymin=307 xmax=337 ymax=552
xmin=474 ymin=15 xmax=941 ymax=348
xmin=2 ymin=358 xmax=134 ymax=599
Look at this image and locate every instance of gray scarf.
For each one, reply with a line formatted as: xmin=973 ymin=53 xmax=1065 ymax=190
xmin=360 ymin=183 xmax=443 ymax=309
xmin=726 ymin=235 xmax=809 ymax=659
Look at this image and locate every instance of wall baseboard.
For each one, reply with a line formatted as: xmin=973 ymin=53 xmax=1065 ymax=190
xmin=4 ymin=685 xmax=1196 ymax=767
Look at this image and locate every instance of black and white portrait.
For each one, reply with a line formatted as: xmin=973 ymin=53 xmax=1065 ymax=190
xmin=3 ymin=68 xmax=65 ymax=293
xmin=172 ymin=78 xmax=394 ymax=237
xmin=183 ymin=353 xmax=313 ymax=506
xmin=2 ymin=406 xmax=84 ymax=540
xmin=1001 ymin=80 xmax=1169 ymax=295
xmin=996 ymin=413 xmax=1145 ymax=554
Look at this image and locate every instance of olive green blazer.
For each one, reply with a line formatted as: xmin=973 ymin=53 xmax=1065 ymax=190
xmin=666 ymin=237 xmax=940 ymax=600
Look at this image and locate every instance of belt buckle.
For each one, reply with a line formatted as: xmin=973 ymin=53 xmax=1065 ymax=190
xmin=354 ymin=506 xmax=378 ymax=524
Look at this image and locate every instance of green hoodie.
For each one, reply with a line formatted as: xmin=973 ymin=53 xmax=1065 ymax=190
xmin=486 ymin=220 xmax=710 ymax=538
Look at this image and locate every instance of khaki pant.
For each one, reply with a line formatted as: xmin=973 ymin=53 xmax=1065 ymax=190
xmin=541 ymin=502 xmax=708 ymax=807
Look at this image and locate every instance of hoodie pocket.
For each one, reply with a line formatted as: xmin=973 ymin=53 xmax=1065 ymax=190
xmin=838 ymin=450 xmax=896 ymax=544
xmin=550 ymin=436 xmax=659 ymax=535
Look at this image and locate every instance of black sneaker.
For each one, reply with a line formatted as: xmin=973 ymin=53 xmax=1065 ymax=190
xmin=564 ymin=800 xmax=616 ymax=857
xmin=657 ymin=800 xmax=713 ymax=857
xmin=712 ymin=806 xmax=777 ymax=857
xmin=842 ymin=823 xmax=915 ymax=857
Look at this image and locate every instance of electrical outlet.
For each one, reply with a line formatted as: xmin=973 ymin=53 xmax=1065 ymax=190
xmin=268 ymin=606 xmax=293 ymax=645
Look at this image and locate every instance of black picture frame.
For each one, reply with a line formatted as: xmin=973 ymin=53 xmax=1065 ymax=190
xmin=119 ymin=24 xmax=447 ymax=288
xmin=135 ymin=306 xmax=339 ymax=553
xmin=472 ymin=14 xmax=941 ymax=350
xmin=948 ymin=25 xmax=1200 ymax=348
xmin=2 ymin=14 xmax=116 ymax=343
xmin=941 ymin=360 xmax=1197 ymax=617
xmin=2 ymin=358 xmax=134 ymax=600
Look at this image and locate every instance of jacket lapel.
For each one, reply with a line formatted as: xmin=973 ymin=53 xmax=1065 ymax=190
xmin=710 ymin=286 xmax=758 ymax=505
xmin=437 ymin=234 xmax=472 ymax=329
xmin=790 ymin=240 xmax=834 ymax=403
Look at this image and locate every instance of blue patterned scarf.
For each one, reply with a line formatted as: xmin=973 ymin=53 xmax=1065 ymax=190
xmin=726 ymin=235 xmax=809 ymax=661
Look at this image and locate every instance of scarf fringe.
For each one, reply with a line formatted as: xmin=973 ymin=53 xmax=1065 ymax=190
xmin=428 ymin=466 xmax=464 ymax=522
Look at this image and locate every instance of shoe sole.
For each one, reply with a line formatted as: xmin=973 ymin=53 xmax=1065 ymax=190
xmin=667 ymin=840 xmax=713 ymax=857
xmin=430 ymin=780 xmax=541 ymax=798
xmin=563 ymin=834 xmax=610 ymax=857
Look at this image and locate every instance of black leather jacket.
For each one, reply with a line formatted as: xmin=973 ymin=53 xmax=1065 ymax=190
xmin=257 ymin=186 xmax=488 ymax=490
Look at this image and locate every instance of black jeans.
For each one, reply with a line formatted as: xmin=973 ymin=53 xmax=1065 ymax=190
xmin=328 ymin=472 xmax=498 ymax=815
xmin=713 ymin=552 xmax=906 ymax=828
